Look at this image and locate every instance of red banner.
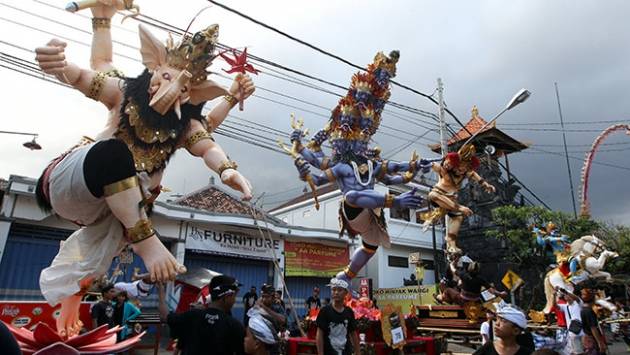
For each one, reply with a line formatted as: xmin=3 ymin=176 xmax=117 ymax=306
xmin=284 ymin=241 xmax=349 ymax=277
xmin=0 ymin=301 xmax=94 ymax=331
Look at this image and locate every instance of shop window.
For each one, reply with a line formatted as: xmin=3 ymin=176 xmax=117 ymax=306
xmin=388 ymin=190 xmax=410 ymax=221
xmin=388 ymin=255 xmax=409 ymax=268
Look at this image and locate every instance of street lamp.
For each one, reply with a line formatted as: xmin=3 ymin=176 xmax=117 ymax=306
xmin=462 ymin=88 xmax=531 ymax=147
xmin=0 ymin=130 xmax=42 ymax=150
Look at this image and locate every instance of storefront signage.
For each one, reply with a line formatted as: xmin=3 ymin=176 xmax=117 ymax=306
xmin=0 ymin=301 xmax=93 ymax=330
xmin=186 ymin=225 xmax=281 ymax=260
xmin=373 ymin=286 xmax=436 ymax=315
xmin=284 ymin=241 xmax=349 ymax=277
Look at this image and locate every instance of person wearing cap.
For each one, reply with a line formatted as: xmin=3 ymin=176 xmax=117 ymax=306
xmin=316 ymin=278 xmax=359 ymax=355
xmin=158 ymin=275 xmax=245 ymax=355
xmin=473 ymin=304 xmax=532 ymax=355
xmin=258 ymin=284 xmax=287 ymax=331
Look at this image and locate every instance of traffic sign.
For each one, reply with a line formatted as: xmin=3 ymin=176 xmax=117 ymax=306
xmin=501 ymin=269 xmax=524 ymax=291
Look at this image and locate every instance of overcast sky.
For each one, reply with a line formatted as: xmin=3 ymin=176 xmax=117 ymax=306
xmin=1 ymin=0 xmax=629 ymax=224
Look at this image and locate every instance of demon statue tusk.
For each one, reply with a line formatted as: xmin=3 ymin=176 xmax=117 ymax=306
xmin=283 ymin=51 xmax=429 ymax=285
xmin=33 ymin=2 xmax=255 ymax=338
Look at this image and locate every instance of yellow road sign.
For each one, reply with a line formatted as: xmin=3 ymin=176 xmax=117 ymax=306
xmin=501 ymin=269 xmax=524 ymax=291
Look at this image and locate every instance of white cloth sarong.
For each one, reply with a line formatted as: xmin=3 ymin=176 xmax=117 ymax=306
xmin=344 ymin=207 xmax=391 ymax=248
xmin=39 ymin=143 xmax=126 ymax=305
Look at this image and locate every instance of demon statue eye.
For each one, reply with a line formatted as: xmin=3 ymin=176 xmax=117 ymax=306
xmin=192 ymin=32 xmax=205 ymax=44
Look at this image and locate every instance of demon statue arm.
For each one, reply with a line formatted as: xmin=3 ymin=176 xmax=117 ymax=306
xmin=37 ymin=39 xmax=123 ymax=110
xmin=185 ymin=119 xmax=253 ymax=200
xmin=290 ymin=127 xmax=331 ymax=169
xmin=88 ymin=4 xmax=118 ymax=72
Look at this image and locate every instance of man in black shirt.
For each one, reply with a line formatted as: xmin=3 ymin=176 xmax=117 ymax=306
xmin=91 ymin=283 xmax=117 ymax=329
xmin=159 ymin=275 xmax=245 ymax=355
xmin=306 ymin=287 xmax=321 ymax=315
xmin=473 ymin=304 xmax=531 ymax=355
xmin=316 ymin=278 xmax=359 ymax=355
xmin=243 ymin=286 xmax=258 ymax=325
xmin=579 ymin=288 xmax=607 ymax=355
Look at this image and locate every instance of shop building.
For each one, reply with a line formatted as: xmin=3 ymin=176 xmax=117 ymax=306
xmin=270 ymin=182 xmax=443 ymax=290
xmin=0 ymin=175 xmax=347 ymax=320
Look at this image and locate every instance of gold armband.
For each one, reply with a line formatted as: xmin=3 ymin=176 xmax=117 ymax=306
xmin=321 ymin=157 xmax=330 ymax=170
xmin=218 ymin=160 xmax=238 ymax=177
xmin=125 ymin=219 xmax=155 ymax=244
xmin=223 ymin=94 xmax=238 ymax=108
xmin=104 ymin=68 xmax=125 ymax=79
xmin=103 ymin=176 xmax=138 ymax=197
xmin=402 ymin=171 xmax=414 ymax=183
xmin=92 ymin=18 xmax=111 ymax=30
xmin=185 ymin=130 xmax=214 ymax=150
xmin=86 ymin=71 xmax=107 ymax=101
xmin=324 ymin=168 xmax=336 ymax=182
xmin=384 ymin=193 xmax=395 ymax=208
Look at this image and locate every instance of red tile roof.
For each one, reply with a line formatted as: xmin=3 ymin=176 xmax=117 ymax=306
xmin=269 ymin=183 xmax=339 ymax=212
xmin=174 ymin=185 xmax=278 ymax=222
xmin=447 ymin=106 xmax=494 ymax=145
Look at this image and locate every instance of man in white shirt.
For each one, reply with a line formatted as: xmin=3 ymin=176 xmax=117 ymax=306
xmin=555 ymin=288 xmax=583 ymax=355
xmin=480 ymin=311 xmax=495 ymax=345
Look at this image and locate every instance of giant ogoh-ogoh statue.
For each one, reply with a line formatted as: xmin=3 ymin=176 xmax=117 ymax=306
xmin=287 ymin=51 xmax=427 ymax=284
xmin=33 ymin=3 xmax=254 ymax=337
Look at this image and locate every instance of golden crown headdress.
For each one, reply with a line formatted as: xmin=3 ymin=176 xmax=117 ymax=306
xmin=166 ymin=24 xmax=219 ymax=85
xmin=371 ymin=51 xmax=400 ymax=76
xmin=458 ymin=144 xmax=477 ymax=161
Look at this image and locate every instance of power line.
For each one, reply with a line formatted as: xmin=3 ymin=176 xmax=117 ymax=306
xmin=2 ymin=4 xmax=440 ymax=142
xmin=499 ymin=119 xmax=629 ymax=126
xmin=5 ymin=3 xmax=550 ymax=208
xmin=528 ymin=147 xmax=630 ymax=171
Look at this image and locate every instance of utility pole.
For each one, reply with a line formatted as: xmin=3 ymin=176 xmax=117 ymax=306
xmin=554 ymin=82 xmax=578 ymax=218
xmin=432 ymin=78 xmax=448 ymax=285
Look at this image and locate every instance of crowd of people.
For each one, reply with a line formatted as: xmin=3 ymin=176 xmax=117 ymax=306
xmin=478 ymin=286 xmax=630 ymax=355
xmin=155 ymin=275 xmax=358 ymax=355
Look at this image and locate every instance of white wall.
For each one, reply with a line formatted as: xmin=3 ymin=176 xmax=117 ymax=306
xmin=376 ymin=244 xmax=436 ymax=289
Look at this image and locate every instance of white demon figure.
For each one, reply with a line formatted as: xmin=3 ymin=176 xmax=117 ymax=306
xmin=569 ymin=235 xmax=618 ymax=282
xmin=542 ymin=235 xmax=617 ymax=314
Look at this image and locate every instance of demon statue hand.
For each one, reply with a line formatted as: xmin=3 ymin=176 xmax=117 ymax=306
xmin=420 ymin=144 xmax=496 ymax=254
xmin=285 ymin=51 xmax=425 ymax=285
xmin=34 ymin=3 xmax=254 ymax=337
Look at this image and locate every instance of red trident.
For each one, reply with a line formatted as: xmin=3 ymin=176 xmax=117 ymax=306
xmin=220 ymin=47 xmax=259 ymax=111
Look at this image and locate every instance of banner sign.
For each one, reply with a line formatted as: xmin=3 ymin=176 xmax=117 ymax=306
xmin=0 ymin=301 xmax=94 ymax=330
xmin=373 ymin=286 xmax=436 ymax=315
xmin=186 ymin=225 xmax=281 ymax=260
xmin=284 ymin=241 xmax=348 ymax=277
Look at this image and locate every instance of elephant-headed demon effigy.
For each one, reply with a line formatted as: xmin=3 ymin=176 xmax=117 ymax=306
xmin=33 ymin=3 xmax=254 ymax=337
xmin=283 ymin=51 xmax=427 ymax=284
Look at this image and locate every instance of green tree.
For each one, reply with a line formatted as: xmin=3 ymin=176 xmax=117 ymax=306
xmin=485 ymin=206 xmax=601 ymax=309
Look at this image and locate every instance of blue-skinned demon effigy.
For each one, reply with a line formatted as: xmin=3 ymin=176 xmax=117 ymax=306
xmin=283 ymin=51 xmax=427 ymax=284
